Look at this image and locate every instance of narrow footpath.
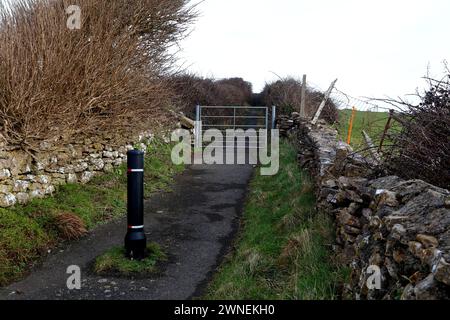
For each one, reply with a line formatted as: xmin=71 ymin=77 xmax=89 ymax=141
xmin=0 ymin=163 xmax=253 ymax=300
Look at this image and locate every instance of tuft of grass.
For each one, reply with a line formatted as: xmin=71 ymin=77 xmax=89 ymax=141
xmin=0 ymin=137 xmax=183 ymax=287
xmin=205 ymin=139 xmax=346 ymax=300
xmin=144 ymin=138 xmax=185 ymax=196
xmin=0 ymin=209 xmax=52 ymax=286
xmin=54 ymin=212 xmax=87 ymax=240
xmin=93 ymin=243 xmax=167 ymax=277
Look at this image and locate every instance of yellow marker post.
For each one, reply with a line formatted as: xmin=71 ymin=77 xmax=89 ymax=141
xmin=347 ymin=107 xmax=357 ymax=145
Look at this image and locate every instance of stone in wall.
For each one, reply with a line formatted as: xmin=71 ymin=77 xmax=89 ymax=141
xmin=0 ymin=192 xmax=16 ymax=207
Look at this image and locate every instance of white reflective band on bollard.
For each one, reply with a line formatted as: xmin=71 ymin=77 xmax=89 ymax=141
xmin=128 ymin=225 xmax=145 ymax=229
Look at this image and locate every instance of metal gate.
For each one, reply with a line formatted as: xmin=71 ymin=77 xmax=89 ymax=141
xmin=194 ymin=106 xmax=276 ymax=149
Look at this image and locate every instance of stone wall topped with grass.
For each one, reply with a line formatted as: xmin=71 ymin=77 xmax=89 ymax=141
xmin=0 ymin=131 xmax=155 ymax=208
xmin=281 ymin=114 xmax=450 ymax=300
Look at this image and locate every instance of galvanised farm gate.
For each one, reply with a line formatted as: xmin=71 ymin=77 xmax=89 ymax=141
xmin=194 ymin=105 xmax=276 ymax=150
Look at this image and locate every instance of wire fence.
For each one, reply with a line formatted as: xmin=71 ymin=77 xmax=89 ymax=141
xmin=306 ymin=80 xmax=405 ymax=157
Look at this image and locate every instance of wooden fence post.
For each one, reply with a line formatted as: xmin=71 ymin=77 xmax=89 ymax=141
xmin=378 ymin=109 xmax=394 ymax=152
xmin=311 ymin=79 xmax=338 ymax=125
xmin=300 ymin=74 xmax=307 ymax=118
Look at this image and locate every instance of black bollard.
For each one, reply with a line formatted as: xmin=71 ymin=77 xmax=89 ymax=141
xmin=124 ymin=149 xmax=147 ymax=260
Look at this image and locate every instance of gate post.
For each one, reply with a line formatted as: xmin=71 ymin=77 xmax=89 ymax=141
xmin=124 ymin=149 xmax=147 ymax=260
xmin=195 ymin=104 xmax=201 ymax=148
xmin=272 ymin=106 xmax=277 ymax=129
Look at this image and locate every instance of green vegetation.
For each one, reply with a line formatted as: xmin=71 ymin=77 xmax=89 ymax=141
xmin=337 ymin=109 xmax=392 ymax=149
xmin=0 ymin=138 xmax=184 ymax=287
xmin=205 ymin=139 xmax=345 ymax=300
xmin=94 ymin=243 xmax=167 ymax=277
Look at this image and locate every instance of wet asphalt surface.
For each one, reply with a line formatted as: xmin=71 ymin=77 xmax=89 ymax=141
xmin=0 ymin=163 xmax=254 ymax=300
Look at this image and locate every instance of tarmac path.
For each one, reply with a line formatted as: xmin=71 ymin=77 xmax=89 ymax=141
xmin=0 ymin=163 xmax=253 ymax=300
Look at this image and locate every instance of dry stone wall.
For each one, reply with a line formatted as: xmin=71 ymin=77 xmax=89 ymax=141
xmin=0 ymin=131 xmax=155 ymax=208
xmin=281 ymin=113 xmax=450 ymax=300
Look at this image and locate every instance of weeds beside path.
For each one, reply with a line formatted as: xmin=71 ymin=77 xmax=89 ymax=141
xmin=205 ymin=139 xmax=345 ymax=300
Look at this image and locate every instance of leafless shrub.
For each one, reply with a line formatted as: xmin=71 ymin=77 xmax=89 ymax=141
xmin=171 ymin=74 xmax=253 ymax=117
xmin=261 ymin=77 xmax=338 ymax=123
xmin=215 ymin=78 xmax=252 ymax=106
xmin=383 ymin=73 xmax=450 ymax=189
xmin=0 ymin=0 xmax=197 ymax=149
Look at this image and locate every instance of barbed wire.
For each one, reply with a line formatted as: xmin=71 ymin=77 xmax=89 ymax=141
xmin=332 ymin=87 xmax=385 ymax=112
xmin=292 ymin=78 xmax=409 ymax=161
xmin=307 ymin=78 xmax=400 ymax=113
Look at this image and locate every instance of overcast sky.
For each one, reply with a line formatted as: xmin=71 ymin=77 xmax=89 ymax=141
xmin=178 ymin=0 xmax=450 ymax=107
xmin=2 ymin=0 xmax=449 ymax=109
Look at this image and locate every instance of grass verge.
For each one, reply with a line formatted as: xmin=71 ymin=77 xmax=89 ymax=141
xmin=205 ymin=139 xmax=345 ymax=300
xmin=93 ymin=242 xmax=167 ymax=277
xmin=0 ymin=137 xmax=184 ymax=287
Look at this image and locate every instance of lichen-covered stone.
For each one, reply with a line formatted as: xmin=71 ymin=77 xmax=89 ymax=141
xmin=66 ymin=173 xmax=78 ymax=184
xmin=414 ymin=275 xmax=440 ymax=300
xmin=113 ymin=158 xmax=123 ymax=166
xmin=73 ymin=161 xmax=88 ymax=173
xmin=416 ymin=234 xmax=439 ymax=249
xmin=338 ymin=209 xmax=361 ymax=228
xmin=30 ymin=189 xmax=46 ymax=199
xmin=90 ymin=158 xmax=104 ymax=171
xmin=13 ymin=180 xmax=30 ymax=192
xmin=45 ymin=185 xmax=55 ymax=195
xmin=6 ymin=152 xmax=32 ymax=176
xmin=0 ymin=184 xmax=12 ymax=194
xmin=36 ymin=174 xmax=51 ymax=184
xmin=16 ymin=192 xmax=30 ymax=204
xmin=0 ymin=193 xmax=17 ymax=207
xmin=90 ymin=153 xmax=102 ymax=159
xmin=103 ymin=163 xmax=114 ymax=173
xmin=434 ymin=259 xmax=450 ymax=285
xmin=376 ymin=190 xmax=399 ymax=207
xmin=25 ymin=174 xmax=36 ymax=182
xmin=56 ymin=153 xmax=70 ymax=166
xmin=0 ymin=168 xmax=11 ymax=181
xmin=81 ymin=171 xmax=94 ymax=184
